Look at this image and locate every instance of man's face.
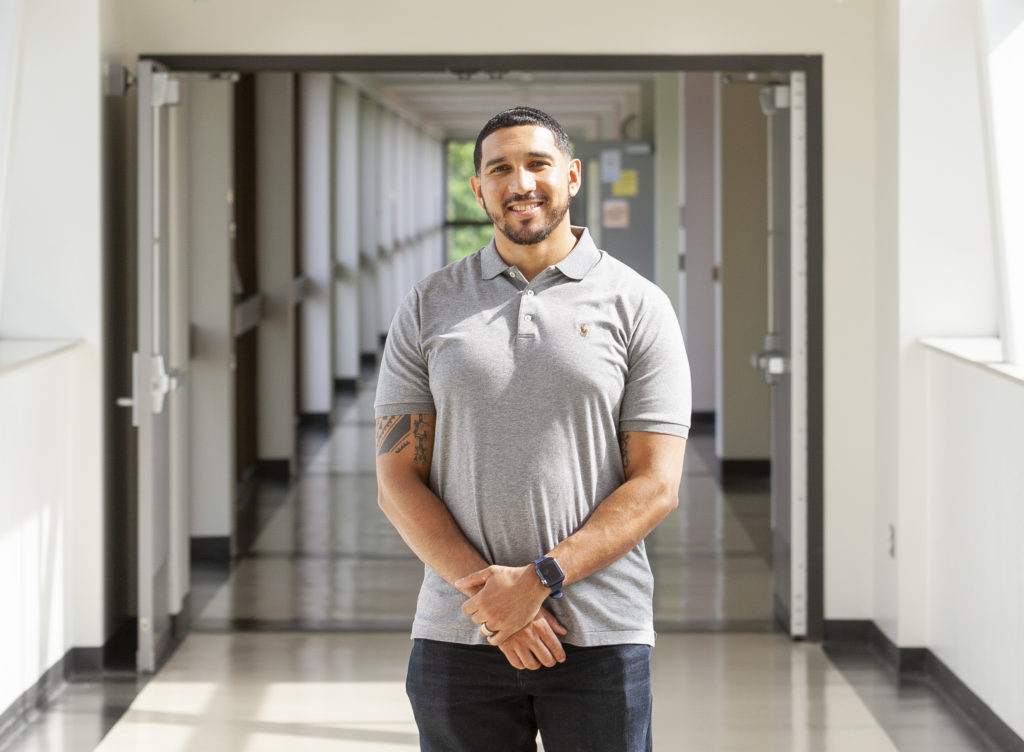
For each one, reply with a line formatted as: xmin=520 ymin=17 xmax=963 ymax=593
xmin=470 ymin=125 xmax=581 ymax=247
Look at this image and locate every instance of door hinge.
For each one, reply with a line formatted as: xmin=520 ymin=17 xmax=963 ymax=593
xmin=151 ymin=72 xmax=181 ymax=108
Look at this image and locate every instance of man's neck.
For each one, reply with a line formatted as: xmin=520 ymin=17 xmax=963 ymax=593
xmin=493 ymin=223 xmax=579 ymax=282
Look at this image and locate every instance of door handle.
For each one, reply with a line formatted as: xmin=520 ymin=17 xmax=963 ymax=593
xmin=751 ymin=339 xmax=790 ymax=385
xmin=150 ymin=354 xmax=186 ymax=414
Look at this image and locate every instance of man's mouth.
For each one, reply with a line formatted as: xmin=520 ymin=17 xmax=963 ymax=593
xmin=504 ymin=196 xmax=545 ymax=218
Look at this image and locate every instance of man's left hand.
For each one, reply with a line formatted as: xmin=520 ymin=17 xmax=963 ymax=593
xmin=457 ymin=564 xmax=549 ymax=643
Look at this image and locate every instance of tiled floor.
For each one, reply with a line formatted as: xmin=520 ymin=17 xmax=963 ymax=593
xmin=0 ymin=370 xmax=1002 ymax=751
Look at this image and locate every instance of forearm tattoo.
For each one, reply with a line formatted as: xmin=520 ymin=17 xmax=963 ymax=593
xmin=412 ymin=415 xmax=429 ymax=464
xmin=376 ymin=414 xmax=431 ymax=466
xmin=619 ymin=432 xmax=631 ymax=470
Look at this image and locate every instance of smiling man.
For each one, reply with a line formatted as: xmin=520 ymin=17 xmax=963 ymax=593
xmin=374 ymin=106 xmax=691 ymax=752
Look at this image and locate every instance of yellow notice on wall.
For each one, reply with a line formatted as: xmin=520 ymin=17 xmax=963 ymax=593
xmin=611 ymin=169 xmax=639 ymax=197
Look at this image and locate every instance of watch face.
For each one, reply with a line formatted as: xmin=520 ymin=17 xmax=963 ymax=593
xmin=537 ymin=558 xmax=564 ymax=584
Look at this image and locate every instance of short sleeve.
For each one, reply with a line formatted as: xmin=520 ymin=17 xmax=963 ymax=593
xmin=374 ymin=286 xmax=436 ymax=418
xmin=619 ymin=288 xmax=692 ymax=438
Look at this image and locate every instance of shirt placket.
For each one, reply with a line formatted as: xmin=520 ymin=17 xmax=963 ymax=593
xmin=505 ymin=268 xmax=538 ymax=337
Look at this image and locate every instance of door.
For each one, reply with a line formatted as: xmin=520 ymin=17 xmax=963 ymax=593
xmin=571 ymin=141 xmax=656 ymax=282
xmin=753 ymin=73 xmax=808 ymax=638
xmin=134 ymin=60 xmax=185 ymax=672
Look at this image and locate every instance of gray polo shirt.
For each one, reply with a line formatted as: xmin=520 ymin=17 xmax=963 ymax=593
xmin=375 ymin=227 xmax=691 ymax=647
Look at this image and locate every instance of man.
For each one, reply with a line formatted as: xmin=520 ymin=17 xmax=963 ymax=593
xmin=375 ymin=106 xmax=690 ymax=752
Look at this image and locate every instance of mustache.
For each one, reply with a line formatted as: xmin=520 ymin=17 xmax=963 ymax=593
xmin=502 ymin=192 xmax=547 ymax=209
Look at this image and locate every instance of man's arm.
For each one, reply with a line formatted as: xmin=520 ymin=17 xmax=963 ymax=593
xmin=376 ymin=413 xmax=488 ymax=584
xmin=459 ymin=430 xmax=686 ymax=642
xmin=375 ymin=413 xmax=567 ymax=668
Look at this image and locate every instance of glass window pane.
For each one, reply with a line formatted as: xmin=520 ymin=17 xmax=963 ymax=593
xmin=979 ymin=0 xmax=1024 ymax=362
xmin=446 ymin=140 xmax=487 ymax=223
xmin=446 ymin=226 xmax=493 ymax=264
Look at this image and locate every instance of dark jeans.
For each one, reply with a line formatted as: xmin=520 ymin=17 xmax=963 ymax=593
xmin=406 ymin=638 xmax=653 ymax=752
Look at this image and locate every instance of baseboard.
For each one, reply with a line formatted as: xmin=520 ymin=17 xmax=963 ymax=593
xmin=0 ymin=644 xmax=104 ymax=746
xmin=720 ymin=458 xmax=771 ymax=479
xmin=924 ymin=651 xmax=1024 ymax=752
xmin=66 ymin=647 xmax=104 ymax=680
xmin=299 ymin=412 xmax=330 ymax=429
xmin=171 ymin=592 xmax=191 ymax=645
xmin=334 ymin=378 xmax=357 ymax=394
xmin=824 ymin=620 xmax=1023 ymax=750
xmin=103 ymin=618 xmax=137 ymax=673
xmin=191 ymin=536 xmax=230 ymax=563
xmin=256 ymin=459 xmax=290 ymax=480
xmin=0 ymin=653 xmax=65 ymax=747
xmin=690 ymin=411 xmax=715 ymax=434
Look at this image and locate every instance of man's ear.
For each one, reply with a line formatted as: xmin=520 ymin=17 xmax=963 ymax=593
xmin=470 ymin=175 xmax=484 ymax=208
xmin=567 ymin=158 xmax=582 ymax=197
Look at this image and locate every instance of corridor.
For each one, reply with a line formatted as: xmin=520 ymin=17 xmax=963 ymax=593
xmin=1 ymin=371 xmax=997 ymax=751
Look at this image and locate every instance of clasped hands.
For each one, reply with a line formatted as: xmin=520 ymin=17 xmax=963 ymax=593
xmin=455 ymin=564 xmax=567 ymax=670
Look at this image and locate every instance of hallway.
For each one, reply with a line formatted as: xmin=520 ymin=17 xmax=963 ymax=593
xmin=3 ymin=370 xmax=1001 ymax=751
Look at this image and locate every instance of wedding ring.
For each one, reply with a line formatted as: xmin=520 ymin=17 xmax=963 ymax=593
xmin=479 ymin=623 xmax=495 ymax=637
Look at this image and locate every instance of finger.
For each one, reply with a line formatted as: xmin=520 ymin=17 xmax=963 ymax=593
xmin=516 ymin=644 xmax=541 ymax=671
xmin=538 ymin=629 xmax=566 ymax=664
xmin=499 ymin=645 xmax=525 ymax=671
xmin=454 ymin=569 xmax=491 ymax=590
xmin=529 ymin=641 xmax=557 ymax=668
xmin=539 ymin=608 xmax=568 ymax=635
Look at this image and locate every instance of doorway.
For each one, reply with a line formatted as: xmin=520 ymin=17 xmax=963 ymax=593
xmin=117 ymin=54 xmax=823 ymax=673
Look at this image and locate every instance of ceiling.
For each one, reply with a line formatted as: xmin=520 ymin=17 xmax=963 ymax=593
xmin=343 ymin=70 xmax=658 ymax=142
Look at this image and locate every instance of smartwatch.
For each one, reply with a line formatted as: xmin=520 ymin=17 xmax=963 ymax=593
xmin=533 ymin=556 xmax=565 ymax=599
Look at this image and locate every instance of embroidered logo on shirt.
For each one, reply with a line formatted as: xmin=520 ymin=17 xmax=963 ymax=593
xmin=578 ymin=322 xmax=589 ymax=337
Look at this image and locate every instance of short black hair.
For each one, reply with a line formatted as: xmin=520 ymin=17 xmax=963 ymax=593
xmin=473 ymin=106 xmax=572 ymax=174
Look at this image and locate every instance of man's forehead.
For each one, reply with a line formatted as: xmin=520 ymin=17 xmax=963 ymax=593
xmin=480 ymin=124 xmax=559 ymax=157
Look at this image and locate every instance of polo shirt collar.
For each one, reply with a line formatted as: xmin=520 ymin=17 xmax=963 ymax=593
xmin=479 ymin=226 xmax=601 ymax=281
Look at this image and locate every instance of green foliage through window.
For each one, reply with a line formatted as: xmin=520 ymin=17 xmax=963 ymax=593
xmin=446 ymin=140 xmax=492 ymax=263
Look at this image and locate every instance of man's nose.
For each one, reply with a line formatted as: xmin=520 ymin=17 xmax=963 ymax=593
xmin=510 ymin=167 xmax=536 ymax=193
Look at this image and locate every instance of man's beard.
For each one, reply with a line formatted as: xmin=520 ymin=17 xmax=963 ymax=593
xmin=482 ymin=190 xmax=571 ymax=246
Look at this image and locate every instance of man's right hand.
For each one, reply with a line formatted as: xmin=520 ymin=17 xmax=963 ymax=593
xmin=456 ymin=579 xmax=567 ymax=669
xmin=495 ymin=608 xmax=568 ymax=670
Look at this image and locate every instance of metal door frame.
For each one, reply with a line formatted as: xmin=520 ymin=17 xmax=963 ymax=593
xmin=134 ymin=59 xmax=183 ymax=672
xmin=135 ymin=53 xmax=825 ymax=642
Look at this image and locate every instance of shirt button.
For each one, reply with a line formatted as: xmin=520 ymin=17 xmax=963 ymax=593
xmin=524 ymin=314 xmax=533 ymax=322
xmin=508 ymin=271 xmax=517 ymax=279
xmin=526 ymin=290 xmax=535 ymax=296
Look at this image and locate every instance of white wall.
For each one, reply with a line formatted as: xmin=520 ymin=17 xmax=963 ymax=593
xmin=298 ymin=73 xmax=333 ymax=416
xmin=925 ymin=347 xmax=1024 ymax=740
xmin=683 ymin=73 xmax=717 ymax=415
xmin=870 ymin=0 xmax=1000 ymax=645
xmin=256 ymin=73 xmax=296 ymax=463
xmin=187 ymin=79 xmax=235 ymax=539
xmin=0 ymin=344 xmax=85 ymax=715
xmin=654 ymin=73 xmax=682 ymax=309
xmin=0 ymin=0 xmax=105 ymax=664
xmin=331 ymin=80 xmax=360 ymax=383
xmin=357 ymin=96 xmax=381 ymax=351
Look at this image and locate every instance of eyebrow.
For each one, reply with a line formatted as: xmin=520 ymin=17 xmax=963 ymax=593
xmin=483 ymin=150 xmax=556 ymax=170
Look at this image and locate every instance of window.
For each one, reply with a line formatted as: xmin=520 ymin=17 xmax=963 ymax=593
xmin=0 ymin=0 xmax=24 ymax=304
xmin=978 ymin=0 xmax=1024 ymax=363
xmin=444 ymin=140 xmax=492 ymax=264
